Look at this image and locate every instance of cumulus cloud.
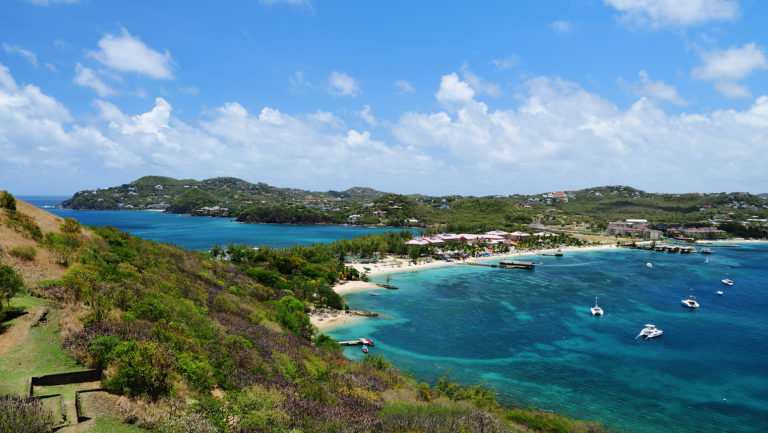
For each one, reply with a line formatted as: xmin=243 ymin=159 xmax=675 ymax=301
xmin=358 ymin=105 xmax=376 ymax=126
xmin=74 ymin=63 xmax=115 ymax=97
xmin=88 ymin=28 xmax=174 ymax=79
xmin=435 ymin=72 xmax=475 ymax=104
xmin=461 ymin=64 xmax=502 ymax=97
xmin=692 ymin=43 xmax=767 ymax=99
xmin=2 ymin=43 xmax=38 ymax=67
xmin=394 ymin=80 xmax=414 ymax=94
xmin=392 ymin=71 xmax=768 ymax=193
xmin=549 ymin=20 xmax=573 ymax=34
xmin=630 ymin=70 xmax=686 ymax=105
xmin=604 ymin=0 xmax=738 ymax=27
xmin=328 ymin=71 xmax=359 ymax=97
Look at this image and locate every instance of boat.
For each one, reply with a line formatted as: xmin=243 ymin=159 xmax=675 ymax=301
xmin=700 ymin=248 xmax=714 ymax=254
xmin=637 ymin=324 xmax=663 ymax=339
xmin=361 ymin=345 xmax=368 ymax=353
xmin=722 ymin=278 xmax=733 ymax=286
xmin=369 ymin=292 xmax=380 ymax=296
xmin=716 ymin=290 xmax=724 ymax=296
xmin=646 ymin=262 xmax=653 ymax=268
xmin=591 ymin=289 xmax=603 ymax=316
xmin=681 ymin=288 xmax=700 ymax=308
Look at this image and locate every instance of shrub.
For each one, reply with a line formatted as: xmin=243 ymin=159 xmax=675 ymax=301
xmin=0 ymin=264 xmax=24 ymax=311
xmin=9 ymin=245 xmax=36 ymax=261
xmin=177 ymin=353 xmax=214 ymax=392
xmin=313 ymin=333 xmax=342 ymax=352
xmin=133 ymin=297 xmax=171 ymax=322
xmin=102 ymin=341 xmax=175 ymax=401
xmin=0 ymin=191 xmax=16 ymax=211
xmin=275 ymin=296 xmax=313 ymax=340
xmin=505 ymin=409 xmax=607 ymax=433
xmin=0 ymin=394 xmax=55 ymax=433
xmin=59 ymin=217 xmax=82 ymax=234
xmin=88 ymin=335 xmax=122 ymax=368
xmin=434 ymin=374 xmax=499 ymax=409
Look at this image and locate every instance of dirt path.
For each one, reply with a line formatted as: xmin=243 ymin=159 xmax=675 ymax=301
xmin=0 ymin=305 xmax=44 ymax=357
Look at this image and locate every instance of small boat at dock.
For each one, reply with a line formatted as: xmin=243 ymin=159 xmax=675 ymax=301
xmin=361 ymin=345 xmax=369 ymax=353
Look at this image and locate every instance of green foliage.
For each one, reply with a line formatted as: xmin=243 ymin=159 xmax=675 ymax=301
xmin=506 ymin=408 xmax=606 ymax=433
xmin=244 ymin=267 xmax=280 ymax=286
xmin=313 ymin=333 xmax=342 ymax=352
xmin=435 ymin=374 xmax=499 ymax=409
xmin=379 ymin=400 xmax=503 ymax=433
xmin=177 ymin=353 xmax=214 ymax=392
xmin=363 ymin=353 xmax=394 ymax=371
xmin=212 ymin=294 xmax=240 ymax=314
xmin=9 ymin=245 xmax=37 ymax=261
xmin=275 ymin=296 xmax=314 ymax=340
xmin=102 ymin=341 xmax=174 ymax=401
xmin=59 ymin=217 xmax=81 ymax=234
xmin=0 ymin=394 xmax=55 ymax=433
xmin=3 ymin=210 xmax=42 ymax=241
xmin=0 ymin=191 xmax=17 ymax=211
xmin=0 ymin=264 xmax=24 ymax=311
xmin=88 ymin=335 xmax=122 ymax=368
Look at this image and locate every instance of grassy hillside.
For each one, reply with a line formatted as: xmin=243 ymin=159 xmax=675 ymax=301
xmin=1 ymin=193 xmax=608 ymax=433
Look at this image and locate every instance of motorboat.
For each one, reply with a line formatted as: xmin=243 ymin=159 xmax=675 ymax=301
xmin=591 ymin=289 xmax=603 ymax=316
xmin=716 ymin=290 xmax=724 ymax=296
xmin=681 ymin=287 xmax=700 ymax=308
xmin=721 ymin=278 xmax=733 ymax=286
xmin=637 ymin=324 xmax=663 ymax=339
xmin=646 ymin=262 xmax=653 ymax=268
xmin=700 ymin=248 xmax=714 ymax=254
xmin=361 ymin=345 xmax=369 ymax=353
xmin=369 ymin=292 xmax=380 ymax=296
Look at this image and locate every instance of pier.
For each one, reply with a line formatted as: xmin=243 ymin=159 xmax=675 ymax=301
xmin=463 ymin=260 xmax=535 ymax=270
xmin=339 ymin=338 xmax=375 ymax=346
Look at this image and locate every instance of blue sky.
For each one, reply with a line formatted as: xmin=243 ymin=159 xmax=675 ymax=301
xmin=1 ymin=0 xmax=767 ymax=195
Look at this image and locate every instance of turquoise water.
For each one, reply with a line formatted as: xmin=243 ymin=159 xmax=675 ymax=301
xmin=20 ymin=196 xmax=411 ymax=251
xmin=329 ymin=246 xmax=768 ymax=433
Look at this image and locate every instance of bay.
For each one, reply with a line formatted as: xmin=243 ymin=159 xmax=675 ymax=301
xmin=329 ymin=245 xmax=768 ymax=433
xmin=19 ymin=196 xmax=411 ymax=251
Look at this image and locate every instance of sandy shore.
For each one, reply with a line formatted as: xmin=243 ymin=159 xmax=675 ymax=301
xmin=348 ymin=244 xmax=618 ymax=277
xmin=311 ymin=309 xmax=367 ymax=331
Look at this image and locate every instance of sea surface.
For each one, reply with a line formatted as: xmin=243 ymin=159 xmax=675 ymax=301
xmin=329 ymin=245 xmax=768 ymax=433
xmin=19 ymin=196 xmax=410 ymax=251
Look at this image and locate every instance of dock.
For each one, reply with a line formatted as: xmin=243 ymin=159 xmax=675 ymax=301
xmin=339 ymin=338 xmax=375 ymax=346
xmin=463 ymin=260 xmax=535 ymax=270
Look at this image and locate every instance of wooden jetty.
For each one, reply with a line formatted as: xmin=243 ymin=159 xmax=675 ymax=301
xmin=339 ymin=338 xmax=375 ymax=346
xmin=463 ymin=260 xmax=535 ymax=270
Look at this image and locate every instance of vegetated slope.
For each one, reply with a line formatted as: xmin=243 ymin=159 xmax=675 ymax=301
xmin=1 ymin=194 xmax=607 ymax=433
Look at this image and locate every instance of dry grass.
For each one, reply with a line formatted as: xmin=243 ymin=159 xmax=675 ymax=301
xmin=0 ymin=196 xmax=95 ymax=287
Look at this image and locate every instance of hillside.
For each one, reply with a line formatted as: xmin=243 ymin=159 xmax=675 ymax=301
xmin=1 ymin=193 xmax=608 ymax=433
xmin=61 ymin=178 xmax=768 ymax=236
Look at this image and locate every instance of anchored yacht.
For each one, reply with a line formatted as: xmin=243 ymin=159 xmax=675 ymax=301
xmin=637 ymin=324 xmax=663 ymax=339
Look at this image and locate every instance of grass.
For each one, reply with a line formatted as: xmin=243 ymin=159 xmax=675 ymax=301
xmin=0 ymin=297 xmax=81 ymax=395
xmin=83 ymin=417 xmax=145 ymax=433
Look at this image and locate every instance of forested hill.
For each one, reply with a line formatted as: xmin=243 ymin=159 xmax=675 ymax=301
xmin=60 ymin=178 xmax=768 ymax=230
xmin=1 ymin=192 xmax=608 ymax=432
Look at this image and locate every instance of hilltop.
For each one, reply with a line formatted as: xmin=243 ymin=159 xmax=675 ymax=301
xmin=60 ymin=178 xmax=768 ymax=236
xmin=1 ymin=192 xmax=608 ymax=433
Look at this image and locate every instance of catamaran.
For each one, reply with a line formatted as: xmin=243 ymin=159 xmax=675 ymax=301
xmin=591 ymin=289 xmax=603 ymax=316
xmin=681 ymin=288 xmax=700 ymax=308
xmin=637 ymin=324 xmax=663 ymax=339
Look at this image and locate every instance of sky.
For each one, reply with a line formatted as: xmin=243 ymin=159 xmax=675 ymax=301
xmin=1 ymin=0 xmax=767 ymax=196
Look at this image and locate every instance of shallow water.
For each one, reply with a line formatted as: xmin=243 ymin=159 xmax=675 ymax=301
xmin=20 ymin=196 xmax=409 ymax=250
xmin=329 ymin=245 xmax=768 ymax=433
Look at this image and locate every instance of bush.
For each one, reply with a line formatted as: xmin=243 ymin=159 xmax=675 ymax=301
xmin=59 ymin=217 xmax=81 ymax=234
xmin=0 ymin=191 xmax=16 ymax=211
xmin=0 ymin=394 xmax=55 ymax=433
xmin=313 ymin=333 xmax=342 ymax=352
xmin=9 ymin=245 xmax=36 ymax=261
xmin=275 ymin=296 xmax=313 ymax=340
xmin=102 ymin=341 xmax=175 ymax=400
xmin=505 ymin=409 xmax=606 ymax=433
xmin=434 ymin=374 xmax=499 ymax=409
xmin=0 ymin=264 xmax=24 ymax=311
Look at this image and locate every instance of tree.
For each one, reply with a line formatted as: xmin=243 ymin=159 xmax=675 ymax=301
xmin=0 ymin=191 xmax=16 ymax=211
xmin=0 ymin=264 xmax=24 ymax=312
xmin=275 ymin=296 xmax=314 ymax=340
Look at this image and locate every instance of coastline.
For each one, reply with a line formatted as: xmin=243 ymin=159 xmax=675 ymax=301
xmin=347 ymin=244 xmax=618 ymax=277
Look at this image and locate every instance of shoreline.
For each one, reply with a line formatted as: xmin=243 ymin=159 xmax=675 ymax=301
xmin=347 ymin=244 xmax=619 ymax=277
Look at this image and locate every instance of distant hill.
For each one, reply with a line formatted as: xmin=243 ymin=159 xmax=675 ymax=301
xmin=59 ymin=178 xmax=768 ymax=230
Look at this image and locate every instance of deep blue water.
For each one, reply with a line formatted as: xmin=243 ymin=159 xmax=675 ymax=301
xmin=329 ymin=245 xmax=768 ymax=433
xmin=19 ymin=196 xmax=410 ymax=251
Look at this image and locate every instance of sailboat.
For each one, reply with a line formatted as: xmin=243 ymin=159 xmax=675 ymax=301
xmin=591 ymin=289 xmax=604 ymax=316
xmin=681 ymin=287 xmax=700 ymax=308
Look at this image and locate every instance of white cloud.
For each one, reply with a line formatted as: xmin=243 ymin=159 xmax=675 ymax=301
xmin=491 ymin=55 xmax=519 ymax=71
xmin=461 ymin=64 xmax=502 ymax=97
xmin=392 ymin=71 xmax=768 ymax=193
xmin=604 ymin=0 xmax=738 ymax=27
xmin=549 ymin=20 xmax=572 ymax=34
xmin=2 ymin=43 xmax=38 ymax=67
xmin=713 ymin=81 xmax=751 ymax=99
xmin=435 ymin=72 xmax=475 ymax=104
xmin=358 ymin=104 xmax=376 ymax=126
xmin=394 ymin=80 xmax=414 ymax=94
xmin=692 ymin=43 xmax=767 ymax=81
xmin=74 ymin=63 xmax=115 ymax=97
xmin=328 ymin=71 xmax=360 ymax=97
xmin=89 ymin=28 xmax=174 ymax=79
xmin=633 ymin=70 xmax=686 ymax=105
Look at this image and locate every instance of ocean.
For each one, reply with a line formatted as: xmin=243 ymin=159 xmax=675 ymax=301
xmin=329 ymin=245 xmax=768 ymax=433
xmin=19 ymin=196 xmax=410 ymax=251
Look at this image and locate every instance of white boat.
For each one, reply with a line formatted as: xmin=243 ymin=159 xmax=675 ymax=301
xmin=721 ymin=278 xmax=733 ymax=286
xmin=591 ymin=290 xmax=603 ymax=316
xmin=681 ymin=288 xmax=700 ymax=308
xmin=646 ymin=262 xmax=653 ymax=268
xmin=716 ymin=290 xmax=724 ymax=296
xmin=637 ymin=324 xmax=663 ymax=339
